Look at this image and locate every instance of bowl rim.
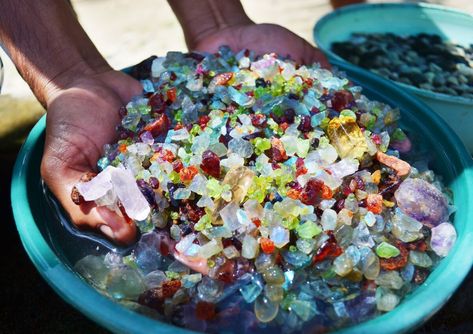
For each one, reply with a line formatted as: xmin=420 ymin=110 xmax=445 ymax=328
xmin=11 ymin=63 xmax=473 ymax=334
xmin=313 ymin=2 xmax=473 ymax=105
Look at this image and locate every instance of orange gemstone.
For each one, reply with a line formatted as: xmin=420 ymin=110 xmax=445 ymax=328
xmin=286 ymin=188 xmax=301 ymax=200
xmin=118 ymin=143 xmax=127 ymax=153
xmin=321 ymin=185 xmax=333 ymax=199
xmin=260 ymin=237 xmax=275 ymax=254
xmin=366 ymin=193 xmax=383 ymax=214
xmin=179 ymin=166 xmax=199 ymax=183
xmin=166 ymin=87 xmax=177 ymax=102
xmin=251 ymin=218 xmax=261 ymax=227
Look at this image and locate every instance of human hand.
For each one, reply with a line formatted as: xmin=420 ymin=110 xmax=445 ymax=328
xmin=41 ymin=70 xmax=142 ymax=245
xmin=191 ymin=22 xmax=330 ymax=68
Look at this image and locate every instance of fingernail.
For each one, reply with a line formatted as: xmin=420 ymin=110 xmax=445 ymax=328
xmin=99 ymin=225 xmax=114 ymax=239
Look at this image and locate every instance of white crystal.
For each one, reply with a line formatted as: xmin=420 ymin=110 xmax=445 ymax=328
xmin=111 ymin=167 xmax=150 ymax=221
xmin=176 ymin=234 xmax=197 ymax=254
xmin=199 ymin=239 xmax=223 ymax=259
xmin=221 ymin=153 xmax=245 ymax=169
xmin=328 ymin=158 xmax=359 ymax=179
xmin=220 ymin=202 xmax=241 ymax=231
xmin=270 ymin=226 xmax=290 ymax=248
xmin=228 ymin=138 xmax=253 ymax=158
xmin=321 ymin=209 xmax=337 ymax=231
xmin=430 ymin=222 xmax=457 ymax=257
xmin=242 ymin=234 xmax=258 ymax=259
xmin=223 ymin=245 xmax=240 ymax=259
xmin=76 ymin=166 xmax=114 ymax=201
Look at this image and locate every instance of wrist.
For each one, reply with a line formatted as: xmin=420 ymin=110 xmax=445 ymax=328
xmin=41 ymin=59 xmax=112 ymax=108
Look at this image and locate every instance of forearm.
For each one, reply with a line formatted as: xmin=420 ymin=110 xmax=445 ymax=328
xmin=168 ymin=0 xmax=252 ymax=49
xmin=0 ymin=0 xmax=110 ymax=106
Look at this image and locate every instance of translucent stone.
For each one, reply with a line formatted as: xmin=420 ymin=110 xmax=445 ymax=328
xmin=191 ymin=132 xmax=210 ymax=155
xmin=175 ymin=233 xmax=197 ymax=254
xmin=75 ymin=255 xmax=109 ymax=290
xmin=262 ymin=266 xmax=286 ymax=284
xmin=170 ymin=224 xmax=181 ymax=241
xmin=237 ymin=209 xmax=251 ymax=227
xmin=328 ymin=158 xmax=359 ymax=179
xmin=255 ymin=253 xmax=276 ymax=272
xmin=321 ymin=209 xmax=338 ymax=231
xmin=106 ymin=267 xmax=145 ymax=300
xmin=173 ymin=188 xmax=191 ymax=200
xmin=240 ymin=276 xmax=264 ymax=303
xmin=270 ymin=226 xmax=290 ymax=248
xmin=327 ymin=116 xmax=368 ymax=159
xmin=296 ymin=221 xmax=322 ymax=239
xmin=296 ymin=238 xmax=316 ymax=254
xmin=401 ymin=263 xmax=415 ymax=282
xmin=345 ymin=245 xmax=361 ymax=266
xmin=189 ymin=174 xmax=208 ymax=195
xmin=197 ymin=196 xmax=215 ymax=210
xmin=228 ymin=138 xmax=254 ymax=158
xmin=290 ymin=300 xmax=317 ymax=321
xmin=337 ymin=208 xmax=353 ymax=226
xmin=363 ymin=211 xmax=377 ymax=227
xmin=244 ymin=199 xmax=264 ymax=219
xmin=391 ymin=208 xmax=424 ymax=242
xmin=254 ymin=295 xmax=279 ymax=323
xmin=144 ymin=270 xmax=167 ymax=289
xmin=430 ymin=222 xmax=457 ymax=257
xmin=111 ymin=167 xmax=151 ymax=221
xmin=409 ymin=251 xmax=433 ymax=268
xmin=242 ymin=234 xmax=259 ymax=259
xmin=219 ymin=202 xmax=241 ymax=231
xmin=228 ymin=86 xmax=255 ymax=107
xmin=104 ymin=252 xmax=123 ymax=269
xmin=170 ymin=128 xmax=190 ymax=141
xmin=376 ymin=288 xmax=400 ymax=312
xmin=264 ymin=284 xmax=284 ymax=302
xmin=282 ymin=250 xmax=311 ymax=269
xmin=394 ymin=178 xmax=449 ymax=228
xmin=134 ymin=241 xmax=163 ymax=274
xmin=198 ymin=239 xmax=223 ymax=259
xmin=221 ymin=153 xmax=245 ymax=169
xmin=375 ymin=271 xmax=404 ymax=290
xmin=333 ymin=253 xmax=354 ymax=276
xmin=76 ymin=165 xmax=114 ymax=201
xmin=376 ymin=242 xmax=400 ymax=259
xmin=197 ymin=276 xmax=224 ymax=302
xmin=352 ymin=221 xmax=375 ymax=248
xmin=182 ymin=273 xmax=202 ymax=288
xmin=223 ymin=245 xmax=240 ymax=259
xmin=360 ymin=247 xmax=380 ymax=280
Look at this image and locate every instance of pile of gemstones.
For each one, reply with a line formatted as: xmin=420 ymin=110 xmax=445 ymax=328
xmin=73 ymin=47 xmax=456 ymax=333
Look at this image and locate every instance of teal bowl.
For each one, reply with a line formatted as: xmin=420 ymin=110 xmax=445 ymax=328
xmin=313 ymin=3 xmax=473 ymax=153
xmin=11 ymin=60 xmax=473 ymax=334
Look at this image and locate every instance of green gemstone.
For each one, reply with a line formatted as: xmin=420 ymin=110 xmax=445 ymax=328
xmin=296 ymin=221 xmax=322 ymax=239
xmin=376 ymin=242 xmax=401 ymax=258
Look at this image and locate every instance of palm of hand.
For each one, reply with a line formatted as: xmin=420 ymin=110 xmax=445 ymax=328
xmin=42 ymin=71 xmax=142 ymax=244
xmin=193 ymin=23 xmax=330 ymax=67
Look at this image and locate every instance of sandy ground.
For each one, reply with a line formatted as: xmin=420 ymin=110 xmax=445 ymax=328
xmin=0 ymin=0 xmax=472 ymax=145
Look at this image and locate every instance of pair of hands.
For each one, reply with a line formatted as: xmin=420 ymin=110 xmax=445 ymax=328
xmin=42 ymin=22 xmax=329 ymax=246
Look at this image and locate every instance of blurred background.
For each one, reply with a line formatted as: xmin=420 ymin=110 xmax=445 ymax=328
xmin=1 ymin=0 xmax=472 ymax=333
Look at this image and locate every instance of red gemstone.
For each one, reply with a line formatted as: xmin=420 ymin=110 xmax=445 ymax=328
xmin=179 ymin=165 xmax=199 ymax=183
xmin=299 ymin=178 xmax=325 ymax=206
xmin=380 ymin=241 xmax=409 ymax=271
xmin=312 ymin=233 xmax=343 ymax=264
xmin=199 ymin=115 xmax=211 ymax=129
xmin=200 ymin=150 xmax=221 ymax=178
xmin=148 ymin=93 xmax=166 ymax=114
xmin=160 ymin=280 xmax=182 ymax=299
xmin=298 ymin=115 xmax=313 ymax=132
xmin=195 ymin=301 xmax=217 ymax=320
xmin=251 ymin=218 xmax=261 ymax=228
xmin=172 ymin=160 xmax=184 ymax=173
xmin=331 ymin=90 xmax=354 ymax=112
xmin=250 ymin=114 xmax=267 ymax=128
xmin=144 ymin=114 xmax=170 ymax=137
xmin=215 ymin=260 xmax=236 ymax=284
xmin=260 ymin=237 xmax=275 ymax=254
xmin=270 ymin=137 xmax=288 ymax=163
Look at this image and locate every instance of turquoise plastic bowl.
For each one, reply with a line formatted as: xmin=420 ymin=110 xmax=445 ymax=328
xmin=11 ymin=60 xmax=473 ymax=333
xmin=314 ymin=3 xmax=473 ymax=153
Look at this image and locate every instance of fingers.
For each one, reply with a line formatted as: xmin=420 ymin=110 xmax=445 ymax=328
xmin=41 ymin=139 xmax=137 ymax=246
xmin=173 ymin=250 xmax=210 ymax=276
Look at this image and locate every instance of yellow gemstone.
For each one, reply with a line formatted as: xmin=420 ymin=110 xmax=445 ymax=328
xmin=327 ymin=116 xmax=368 ymax=159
